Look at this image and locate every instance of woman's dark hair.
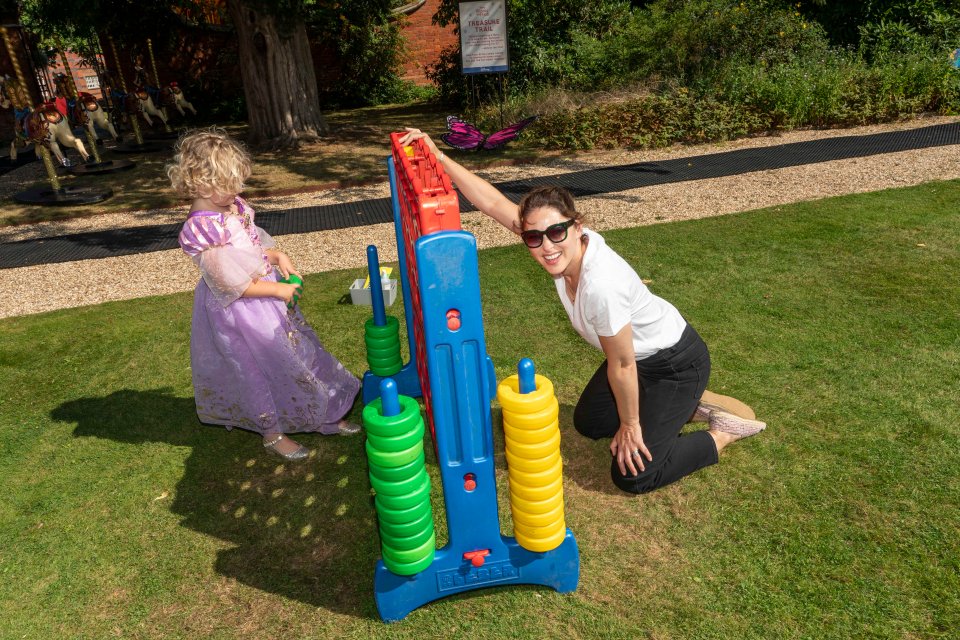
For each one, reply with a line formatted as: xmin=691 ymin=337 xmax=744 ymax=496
xmin=517 ymin=186 xmax=585 ymax=228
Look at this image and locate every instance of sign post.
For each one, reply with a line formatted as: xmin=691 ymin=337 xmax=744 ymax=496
xmin=458 ymin=1 xmax=509 ymax=75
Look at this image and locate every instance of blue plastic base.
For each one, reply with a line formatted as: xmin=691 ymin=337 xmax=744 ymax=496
xmin=374 ymin=530 xmax=579 ymax=622
xmin=362 ymin=362 xmax=422 ymax=405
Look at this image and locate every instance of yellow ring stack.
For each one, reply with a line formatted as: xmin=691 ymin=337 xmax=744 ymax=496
xmin=497 ymin=373 xmax=566 ymax=552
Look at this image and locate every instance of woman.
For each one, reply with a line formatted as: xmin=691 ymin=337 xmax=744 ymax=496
xmin=399 ymin=128 xmax=766 ymax=494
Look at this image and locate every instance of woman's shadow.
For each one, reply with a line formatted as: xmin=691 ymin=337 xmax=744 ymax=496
xmin=52 ymin=388 xmax=379 ymax=617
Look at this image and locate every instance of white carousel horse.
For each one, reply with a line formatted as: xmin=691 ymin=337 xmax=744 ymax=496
xmin=133 ymin=85 xmax=168 ymax=126
xmin=75 ymin=91 xmax=120 ymax=141
xmin=132 ymin=64 xmax=168 ymax=126
xmin=52 ymin=73 xmax=119 ymax=142
xmin=1 ymin=75 xmax=90 ymax=165
xmin=159 ymin=81 xmax=196 ymax=117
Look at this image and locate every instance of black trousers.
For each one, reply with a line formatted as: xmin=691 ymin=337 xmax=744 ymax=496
xmin=573 ymin=324 xmax=718 ymax=494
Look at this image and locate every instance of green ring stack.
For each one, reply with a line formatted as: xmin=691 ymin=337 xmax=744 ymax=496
xmin=364 ymin=316 xmax=402 ymax=376
xmin=279 ymin=273 xmax=303 ymax=309
xmin=363 ymin=394 xmax=435 ymax=576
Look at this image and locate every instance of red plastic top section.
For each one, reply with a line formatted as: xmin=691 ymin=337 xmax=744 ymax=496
xmin=390 ymin=132 xmax=461 ymax=235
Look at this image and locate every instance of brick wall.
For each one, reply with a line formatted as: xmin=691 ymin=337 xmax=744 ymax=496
xmin=396 ymin=0 xmax=458 ymax=85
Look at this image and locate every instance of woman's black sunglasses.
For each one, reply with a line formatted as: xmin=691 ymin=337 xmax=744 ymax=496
xmin=520 ymin=219 xmax=576 ymax=248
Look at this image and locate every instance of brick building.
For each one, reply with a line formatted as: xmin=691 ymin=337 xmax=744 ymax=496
xmin=396 ymin=0 xmax=458 ymax=85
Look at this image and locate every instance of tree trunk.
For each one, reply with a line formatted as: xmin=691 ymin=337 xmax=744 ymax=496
xmin=226 ymin=0 xmax=327 ymax=148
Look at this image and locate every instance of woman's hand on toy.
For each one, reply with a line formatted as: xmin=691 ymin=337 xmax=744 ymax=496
xmin=400 ymin=128 xmax=441 ymax=157
xmin=611 ymin=422 xmax=652 ymax=477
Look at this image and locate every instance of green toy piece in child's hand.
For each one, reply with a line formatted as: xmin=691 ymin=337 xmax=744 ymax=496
xmin=279 ymin=273 xmax=304 ymax=309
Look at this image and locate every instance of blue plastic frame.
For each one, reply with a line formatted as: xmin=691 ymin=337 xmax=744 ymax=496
xmin=372 ymin=228 xmax=579 ymax=621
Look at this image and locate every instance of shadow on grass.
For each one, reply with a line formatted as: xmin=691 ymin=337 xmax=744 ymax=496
xmin=51 ymin=388 xmax=380 ymax=619
xmin=555 ymin=403 xmax=628 ymax=497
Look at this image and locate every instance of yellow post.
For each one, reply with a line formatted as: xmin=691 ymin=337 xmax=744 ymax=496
xmin=108 ymin=35 xmax=144 ymax=145
xmin=146 ymin=38 xmax=172 ymax=132
xmin=1 ymin=26 xmax=61 ymax=190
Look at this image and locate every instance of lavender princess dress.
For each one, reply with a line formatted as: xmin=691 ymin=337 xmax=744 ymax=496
xmin=178 ymin=198 xmax=360 ymax=435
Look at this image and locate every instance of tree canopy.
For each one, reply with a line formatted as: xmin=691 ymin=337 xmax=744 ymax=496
xmin=15 ymin=0 xmax=401 ymax=147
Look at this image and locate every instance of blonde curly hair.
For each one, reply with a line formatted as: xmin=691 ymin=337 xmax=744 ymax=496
xmin=166 ymin=127 xmax=251 ymax=199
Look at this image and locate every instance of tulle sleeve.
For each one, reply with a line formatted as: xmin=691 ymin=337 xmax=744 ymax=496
xmin=256 ymin=225 xmax=277 ymax=249
xmin=179 ymin=215 xmax=265 ymax=306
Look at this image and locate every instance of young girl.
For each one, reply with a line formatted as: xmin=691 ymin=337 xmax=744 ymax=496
xmin=168 ymin=128 xmax=360 ymax=461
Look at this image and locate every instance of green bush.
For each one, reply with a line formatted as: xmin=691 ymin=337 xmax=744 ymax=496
xmin=721 ymin=48 xmax=960 ymax=128
xmin=528 ymin=90 xmax=771 ymax=150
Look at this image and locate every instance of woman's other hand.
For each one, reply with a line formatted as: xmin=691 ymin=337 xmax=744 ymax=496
xmin=611 ymin=422 xmax=652 ymax=477
xmin=399 ymin=128 xmax=441 ymax=157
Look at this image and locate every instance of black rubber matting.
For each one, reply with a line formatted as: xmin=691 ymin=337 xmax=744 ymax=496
xmin=3 ymin=121 xmax=959 ymax=269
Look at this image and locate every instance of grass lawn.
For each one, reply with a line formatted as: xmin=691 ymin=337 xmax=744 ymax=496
xmin=1 ymin=180 xmax=958 ymax=639
xmin=0 ymin=101 xmax=548 ymax=227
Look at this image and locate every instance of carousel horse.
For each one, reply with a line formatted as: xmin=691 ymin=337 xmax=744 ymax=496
xmin=158 ymin=81 xmax=196 ymax=117
xmin=131 ymin=64 xmax=168 ymax=126
xmin=1 ymin=75 xmax=90 ymax=165
xmin=52 ymin=73 xmax=120 ymax=143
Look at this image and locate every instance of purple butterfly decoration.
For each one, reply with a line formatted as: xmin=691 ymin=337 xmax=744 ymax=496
xmin=440 ymin=114 xmax=538 ymax=151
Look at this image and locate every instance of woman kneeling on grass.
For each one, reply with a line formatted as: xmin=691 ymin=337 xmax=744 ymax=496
xmin=400 ymin=128 xmax=766 ymax=494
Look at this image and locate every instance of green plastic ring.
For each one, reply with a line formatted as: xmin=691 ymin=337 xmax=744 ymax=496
xmin=382 ymin=531 xmax=436 ymax=564
xmin=365 ymin=419 xmax=424 ymax=453
xmin=361 ymin=396 xmax=421 ymax=437
xmin=379 ymin=521 xmax=435 ymax=550
xmin=369 ymin=466 xmax=428 ymax=496
xmin=370 ymin=364 xmax=403 ymax=377
xmin=382 ymin=549 xmax=434 ymax=576
xmin=369 ymin=450 xmax=425 ymax=482
xmin=378 ymin=509 xmax=433 ymax=538
xmin=366 ymin=440 xmax=423 ymax=468
xmin=365 ymin=347 xmax=402 ymax=361
xmin=367 ymin=354 xmax=403 ymax=369
xmin=365 ymin=316 xmax=399 ymax=338
xmin=374 ymin=477 xmax=430 ymax=510
xmin=364 ymin=333 xmax=400 ymax=349
xmin=376 ymin=495 xmax=432 ymax=524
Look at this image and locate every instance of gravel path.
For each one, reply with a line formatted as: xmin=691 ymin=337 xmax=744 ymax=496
xmin=2 ymin=115 xmax=959 ymax=320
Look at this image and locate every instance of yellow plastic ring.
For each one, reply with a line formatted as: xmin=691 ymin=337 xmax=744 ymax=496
xmin=504 ymin=429 xmax=561 ymax=459
xmin=509 ymin=489 xmax=564 ymax=515
xmin=514 ymin=518 xmax=566 ymax=539
xmin=507 ymin=458 xmax=563 ymax=486
xmin=504 ymin=448 xmax=561 ymax=474
xmin=511 ymin=500 xmax=565 ymax=528
xmin=497 ymin=374 xmax=555 ymax=414
xmin=502 ymin=419 xmax=558 ymax=445
xmin=509 ymin=474 xmax=564 ymax=502
xmin=502 ymin=402 xmax=559 ymax=430
xmin=514 ymin=524 xmax=566 ymax=553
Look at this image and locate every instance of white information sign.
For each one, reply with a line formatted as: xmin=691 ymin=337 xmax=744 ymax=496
xmin=459 ymin=1 xmax=509 ymax=74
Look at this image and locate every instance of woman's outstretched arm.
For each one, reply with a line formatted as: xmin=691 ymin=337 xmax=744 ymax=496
xmin=399 ymin=128 xmax=521 ymax=234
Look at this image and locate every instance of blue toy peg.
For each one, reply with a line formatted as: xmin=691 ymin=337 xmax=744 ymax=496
xmin=367 ymin=245 xmax=387 ymax=326
xmin=379 ymin=378 xmax=401 ymax=417
xmin=518 ymin=357 xmax=536 ymax=394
